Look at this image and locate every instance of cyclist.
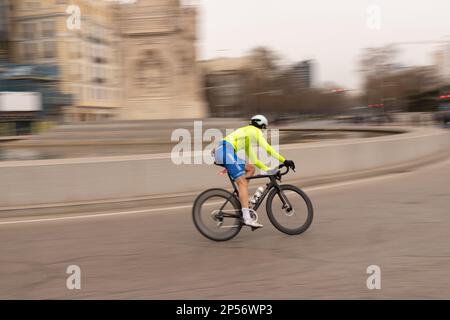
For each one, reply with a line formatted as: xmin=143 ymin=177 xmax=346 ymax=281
xmin=214 ymin=115 xmax=295 ymax=228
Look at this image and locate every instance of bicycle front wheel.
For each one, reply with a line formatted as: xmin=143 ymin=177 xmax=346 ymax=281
xmin=266 ymin=184 xmax=313 ymax=235
xmin=192 ymin=188 xmax=243 ymax=241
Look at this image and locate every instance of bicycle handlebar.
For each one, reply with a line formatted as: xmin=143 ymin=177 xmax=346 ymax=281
xmin=247 ymin=163 xmax=295 ymax=181
xmin=278 ymin=163 xmax=295 ymax=176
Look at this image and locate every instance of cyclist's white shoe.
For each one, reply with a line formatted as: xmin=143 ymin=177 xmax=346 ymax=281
xmin=243 ymin=217 xmax=263 ymax=228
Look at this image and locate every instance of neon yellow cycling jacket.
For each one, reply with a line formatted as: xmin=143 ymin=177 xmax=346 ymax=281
xmin=223 ymin=125 xmax=285 ymax=172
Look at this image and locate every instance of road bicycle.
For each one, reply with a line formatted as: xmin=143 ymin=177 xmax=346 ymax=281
xmin=192 ymin=163 xmax=314 ymax=241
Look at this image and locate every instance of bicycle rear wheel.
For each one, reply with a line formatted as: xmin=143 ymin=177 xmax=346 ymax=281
xmin=192 ymin=188 xmax=243 ymax=241
xmin=266 ymin=184 xmax=313 ymax=235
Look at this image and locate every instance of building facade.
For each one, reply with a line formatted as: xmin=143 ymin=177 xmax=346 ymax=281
xmin=7 ymin=0 xmax=206 ymax=121
xmin=0 ymin=0 xmax=10 ymax=61
xmin=0 ymin=63 xmax=73 ymax=135
xmin=9 ymin=0 xmax=123 ymax=121
xmin=434 ymin=43 xmax=450 ymax=85
xmin=290 ymin=60 xmax=313 ymax=89
xmin=201 ymin=57 xmax=250 ymax=117
xmin=118 ymin=0 xmax=206 ymax=120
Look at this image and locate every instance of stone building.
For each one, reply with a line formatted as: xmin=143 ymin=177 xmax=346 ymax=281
xmin=118 ymin=0 xmax=206 ymax=120
xmin=7 ymin=0 xmax=206 ymax=121
xmin=9 ymin=0 xmax=122 ymax=121
xmin=0 ymin=0 xmax=10 ymax=61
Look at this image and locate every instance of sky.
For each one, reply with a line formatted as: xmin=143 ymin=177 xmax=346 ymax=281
xmin=196 ymin=0 xmax=450 ymax=90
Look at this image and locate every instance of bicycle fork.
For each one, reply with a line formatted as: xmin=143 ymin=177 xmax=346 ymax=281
xmin=277 ymin=189 xmax=295 ymax=216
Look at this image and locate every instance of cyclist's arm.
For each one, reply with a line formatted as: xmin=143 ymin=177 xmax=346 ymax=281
xmin=256 ymin=130 xmax=286 ymax=163
xmin=245 ymin=138 xmax=270 ymax=172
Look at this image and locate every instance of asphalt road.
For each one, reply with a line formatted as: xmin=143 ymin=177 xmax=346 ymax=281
xmin=1 ymin=157 xmax=450 ymax=299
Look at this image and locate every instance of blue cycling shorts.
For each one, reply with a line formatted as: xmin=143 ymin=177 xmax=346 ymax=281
xmin=214 ymin=141 xmax=246 ymax=180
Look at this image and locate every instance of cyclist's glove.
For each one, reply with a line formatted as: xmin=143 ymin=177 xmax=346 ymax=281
xmin=284 ymin=160 xmax=296 ymax=170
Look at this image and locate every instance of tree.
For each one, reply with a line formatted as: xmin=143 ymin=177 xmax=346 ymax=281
xmin=244 ymin=46 xmax=284 ymax=115
xmin=360 ymin=45 xmax=440 ymax=112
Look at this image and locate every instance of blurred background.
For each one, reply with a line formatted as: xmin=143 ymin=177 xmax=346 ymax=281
xmin=0 ymin=0 xmax=449 ymax=138
xmin=1 ymin=0 xmax=450 ymax=300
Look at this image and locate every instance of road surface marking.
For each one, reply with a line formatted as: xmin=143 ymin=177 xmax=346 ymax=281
xmin=304 ymin=172 xmax=412 ymax=192
xmin=0 ymin=170 xmax=414 ymax=226
xmin=0 ymin=205 xmax=192 ymax=226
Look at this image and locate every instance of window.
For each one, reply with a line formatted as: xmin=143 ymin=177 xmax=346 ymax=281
xmin=70 ymin=42 xmax=79 ymax=59
xmin=43 ymin=41 xmax=56 ymax=59
xmin=103 ymin=50 xmax=109 ymax=63
xmin=85 ymin=44 xmax=90 ymax=58
xmin=70 ymin=63 xmax=79 ymax=78
xmin=23 ymin=42 xmax=36 ymax=61
xmin=42 ymin=20 xmax=55 ymax=38
xmin=73 ymin=85 xmax=80 ymax=100
xmin=85 ymin=65 xmax=90 ymax=81
xmin=76 ymin=86 xmax=83 ymax=100
xmin=23 ymin=23 xmax=36 ymax=40
xmin=92 ymin=46 xmax=102 ymax=62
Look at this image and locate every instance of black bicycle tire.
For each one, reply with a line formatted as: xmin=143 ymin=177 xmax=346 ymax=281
xmin=192 ymin=188 xmax=243 ymax=241
xmin=266 ymin=184 xmax=314 ymax=235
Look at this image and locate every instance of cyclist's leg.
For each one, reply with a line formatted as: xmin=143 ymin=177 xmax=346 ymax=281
xmin=236 ymin=171 xmax=262 ymax=228
xmin=216 ymin=142 xmax=261 ymax=227
xmin=245 ymin=164 xmax=255 ymax=178
xmin=235 ymin=175 xmax=249 ymax=210
xmin=217 ymin=142 xmax=247 ymax=205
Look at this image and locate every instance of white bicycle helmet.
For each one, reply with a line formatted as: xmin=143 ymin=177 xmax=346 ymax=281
xmin=250 ymin=115 xmax=268 ymax=129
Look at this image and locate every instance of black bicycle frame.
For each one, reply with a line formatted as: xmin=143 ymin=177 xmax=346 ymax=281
xmin=226 ymin=172 xmax=293 ymax=213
